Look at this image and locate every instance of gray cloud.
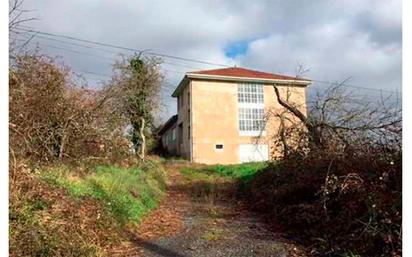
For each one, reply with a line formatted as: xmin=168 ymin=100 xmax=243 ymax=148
xmin=16 ymin=0 xmax=402 ymax=119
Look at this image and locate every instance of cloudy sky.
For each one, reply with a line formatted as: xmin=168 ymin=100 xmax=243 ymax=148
xmin=14 ymin=0 xmax=402 ymax=120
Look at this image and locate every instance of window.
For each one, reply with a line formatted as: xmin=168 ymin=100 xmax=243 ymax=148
xmin=178 ymin=123 xmax=183 ymax=144
xmin=187 ymin=91 xmax=190 ymax=106
xmin=172 ymin=128 xmax=176 ymax=141
xmin=215 ymin=144 xmax=223 ymax=150
xmin=238 ymin=83 xmax=264 ymax=104
xmin=238 ymin=108 xmax=265 ymax=131
xmin=188 ymin=125 xmax=190 ymax=139
xmin=238 ymin=83 xmax=265 ymax=135
xmin=165 ymin=132 xmax=170 ymax=144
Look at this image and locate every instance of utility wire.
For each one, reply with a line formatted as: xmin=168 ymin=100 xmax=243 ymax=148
xmin=16 ymin=33 xmax=202 ymax=74
xmin=15 ymin=36 xmax=187 ymax=77
xmin=14 ymin=26 xmax=401 ymax=95
xmin=15 ymin=26 xmax=230 ymax=68
xmin=310 ymin=79 xmax=401 ymax=95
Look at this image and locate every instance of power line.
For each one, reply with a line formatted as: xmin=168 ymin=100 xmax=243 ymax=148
xmin=13 ymin=26 xmax=401 ymax=95
xmin=15 ymin=26 xmax=230 ymax=68
xmin=15 ymin=36 xmax=186 ymax=77
xmin=16 ymin=31 xmax=207 ymax=71
xmin=310 ymin=79 xmax=401 ymax=95
xmin=14 ymin=30 xmax=121 ymax=55
xmin=16 ymin=33 xmax=202 ymax=73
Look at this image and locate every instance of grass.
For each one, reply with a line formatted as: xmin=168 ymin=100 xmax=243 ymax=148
xmin=40 ymin=161 xmax=165 ymax=225
xmin=10 ymin=162 xmax=129 ymax=257
xmin=10 ymin=159 xmax=166 ymax=257
xmin=177 ymin=161 xmax=268 ymax=203
xmin=205 ymin=162 xmax=268 ymax=182
xmin=179 ymin=161 xmax=268 ymax=183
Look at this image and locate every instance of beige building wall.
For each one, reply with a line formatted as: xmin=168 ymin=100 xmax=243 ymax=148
xmin=189 ymin=79 xmax=307 ymax=164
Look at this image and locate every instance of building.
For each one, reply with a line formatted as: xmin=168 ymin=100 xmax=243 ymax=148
xmin=159 ymin=67 xmax=311 ymax=164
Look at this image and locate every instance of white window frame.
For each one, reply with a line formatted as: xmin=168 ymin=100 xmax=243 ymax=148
xmin=237 ymin=83 xmax=266 ymax=136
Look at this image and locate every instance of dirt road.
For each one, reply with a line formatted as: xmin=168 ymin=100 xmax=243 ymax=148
xmin=132 ymin=163 xmax=296 ymax=257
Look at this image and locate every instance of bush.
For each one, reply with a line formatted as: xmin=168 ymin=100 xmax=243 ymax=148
xmin=248 ymin=148 xmax=401 ymax=256
xmin=250 ymin=83 xmax=402 ymax=256
xmin=9 ymin=54 xmax=130 ymax=163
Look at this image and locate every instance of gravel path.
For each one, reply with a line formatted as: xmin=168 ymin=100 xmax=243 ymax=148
xmin=132 ymin=164 xmax=293 ymax=257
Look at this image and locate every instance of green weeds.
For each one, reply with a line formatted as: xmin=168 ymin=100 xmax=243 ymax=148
xmin=40 ymin=161 xmax=165 ymax=225
xmin=205 ymin=162 xmax=268 ymax=182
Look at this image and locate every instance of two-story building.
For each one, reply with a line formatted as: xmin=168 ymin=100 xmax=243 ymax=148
xmin=158 ymin=67 xmax=311 ymax=164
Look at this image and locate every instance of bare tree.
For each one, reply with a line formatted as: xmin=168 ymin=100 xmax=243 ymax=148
xmin=9 ymin=0 xmax=35 ymax=31
xmin=271 ymin=77 xmax=401 ymax=156
xmin=9 ymin=0 xmax=37 ymax=59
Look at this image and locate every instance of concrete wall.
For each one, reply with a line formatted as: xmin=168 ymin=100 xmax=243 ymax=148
xmin=190 ymin=79 xmax=307 ymax=164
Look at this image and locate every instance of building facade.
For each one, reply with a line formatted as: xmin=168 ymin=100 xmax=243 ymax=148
xmin=159 ymin=67 xmax=311 ymax=164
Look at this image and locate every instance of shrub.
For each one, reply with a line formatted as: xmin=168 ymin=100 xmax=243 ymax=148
xmin=248 ymin=147 xmax=401 ymax=256
xmin=9 ymin=54 xmax=130 ymax=163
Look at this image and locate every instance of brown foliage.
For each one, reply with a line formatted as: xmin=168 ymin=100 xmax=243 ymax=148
xmin=9 ymin=54 xmax=130 ymax=163
xmin=250 ymin=84 xmax=402 ymax=256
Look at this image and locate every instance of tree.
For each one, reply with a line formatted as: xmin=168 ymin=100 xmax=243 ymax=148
xmin=9 ymin=0 xmax=37 ymax=58
xmin=110 ymin=54 xmax=163 ymax=161
xmin=271 ymin=78 xmax=401 ymax=156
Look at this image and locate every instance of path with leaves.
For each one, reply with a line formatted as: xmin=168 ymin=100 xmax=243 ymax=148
xmin=130 ymin=162 xmax=302 ymax=257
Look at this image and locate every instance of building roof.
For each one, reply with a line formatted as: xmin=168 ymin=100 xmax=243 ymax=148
xmin=189 ymin=67 xmax=308 ymax=81
xmin=172 ymin=67 xmax=311 ymax=97
xmin=157 ymin=115 xmax=178 ymax=136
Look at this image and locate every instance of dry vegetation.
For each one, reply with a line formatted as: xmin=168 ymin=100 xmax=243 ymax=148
xmin=9 ymin=49 xmax=166 ymax=256
xmin=9 ymin=161 xmax=129 ymax=257
xmin=8 ymin=3 xmax=402 ymax=255
xmin=247 ymin=84 xmax=402 ymax=256
xmin=9 ymin=54 xmax=130 ymax=163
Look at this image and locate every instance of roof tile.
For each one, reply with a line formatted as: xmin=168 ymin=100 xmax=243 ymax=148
xmin=188 ymin=67 xmax=308 ymax=81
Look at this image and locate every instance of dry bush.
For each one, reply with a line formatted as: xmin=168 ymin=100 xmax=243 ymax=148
xmin=9 ymin=54 xmax=130 ymax=163
xmin=249 ymin=85 xmax=402 ymax=256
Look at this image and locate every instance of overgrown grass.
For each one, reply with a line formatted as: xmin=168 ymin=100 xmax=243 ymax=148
xmin=179 ymin=161 xmax=268 ymax=182
xmin=10 ymin=159 xmax=166 ymax=257
xmin=204 ymin=162 xmax=268 ymax=182
xmin=40 ymin=161 xmax=165 ymax=225
xmin=177 ymin=162 xmax=268 ymax=202
xmin=10 ymin=162 xmax=128 ymax=257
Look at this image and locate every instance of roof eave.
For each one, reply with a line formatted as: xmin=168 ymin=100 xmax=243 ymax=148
xmin=171 ymin=72 xmax=312 ymax=97
xmin=185 ymin=73 xmax=312 ymax=86
xmin=171 ymin=76 xmax=190 ymax=97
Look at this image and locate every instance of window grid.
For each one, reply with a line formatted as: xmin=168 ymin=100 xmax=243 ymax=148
xmin=238 ymin=108 xmax=265 ymax=131
xmin=238 ymin=83 xmax=264 ymax=104
xmin=238 ymin=83 xmax=265 ymax=133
